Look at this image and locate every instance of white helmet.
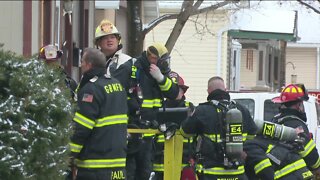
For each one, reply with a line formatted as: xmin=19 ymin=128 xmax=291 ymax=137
xmin=94 ymin=19 xmax=121 ymax=45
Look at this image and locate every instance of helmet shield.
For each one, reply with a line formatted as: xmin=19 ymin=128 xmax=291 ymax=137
xmin=39 ymin=45 xmax=63 ymax=61
xmin=94 ymin=19 xmax=121 ymax=45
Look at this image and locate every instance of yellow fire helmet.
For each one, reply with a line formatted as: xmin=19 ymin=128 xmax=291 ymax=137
xmin=94 ymin=19 xmax=121 ymax=45
xmin=147 ymin=42 xmax=169 ymax=59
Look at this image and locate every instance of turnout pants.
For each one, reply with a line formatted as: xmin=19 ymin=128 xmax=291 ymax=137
xmin=76 ymin=168 xmax=126 ymax=180
xmin=126 ymin=137 xmax=153 ymax=180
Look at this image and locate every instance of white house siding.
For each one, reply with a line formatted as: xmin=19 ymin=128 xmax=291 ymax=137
xmin=239 ymin=49 xmax=258 ymax=89
xmin=145 ymin=10 xmax=230 ymax=105
xmin=0 ymin=1 xmax=23 ymax=55
xmin=286 ymin=47 xmax=317 ymax=89
xmin=31 ymin=1 xmax=39 ymax=55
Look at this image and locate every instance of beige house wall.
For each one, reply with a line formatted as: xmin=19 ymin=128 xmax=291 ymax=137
xmin=0 ymin=1 xmax=24 ymax=55
xmin=0 ymin=1 xmax=40 ymax=56
xmin=240 ymin=49 xmax=259 ymax=89
xmin=286 ymin=47 xmax=317 ymax=89
xmin=145 ymin=10 xmax=230 ymax=105
xmin=31 ymin=1 xmax=40 ymax=55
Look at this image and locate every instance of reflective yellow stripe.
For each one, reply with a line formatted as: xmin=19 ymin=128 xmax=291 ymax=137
xmin=131 ymin=66 xmax=137 ymax=78
xmin=159 ymin=77 xmax=172 ymax=91
xmin=142 ymin=99 xmax=153 ymax=108
xmin=254 ymin=158 xmax=272 ymax=174
xmin=204 ymin=134 xmax=222 ymax=142
xmin=153 ymin=163 xmax=164 ymax=171
xmin=299 ymin=139 xmax=316 ymax=157
xmin=266 ymin=144 xmax=274 ymax=153
xmin=183 ymin=138 xmax=193 ymax=143
xmin=311 ymin=157 xmax=320 ymax=169
xmin=185 ymin=101 xmax=190 ymax=107
xmin=242 ymin=133 xmax=247 ymax=141
xmin=143 ymin=133 xmax=155 ymax=137
xmin=275 ymin=159 xmax=306 ymax=179
xmin=96 ymin=114 xmax=128 ymax=127
xmin=157 ymin=135 xmax=165 ymax=143
xmin=69 ymin=142 xmax=83 ymax=153
xmin=142 ymin=99 xmax=162 ymax=108
xmin=201 ymin=165 xmax=244 ymax=175
xmin=73 ymin=112 xmax=95 ymax=129
xmin=153 ymin=99 xmax=162 ymax=107
xmin=75 ymin=158 xmax=126 ymax=168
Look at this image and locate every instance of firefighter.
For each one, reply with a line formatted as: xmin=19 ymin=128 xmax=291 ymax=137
xmin=180 ymin=76 xmax=257 ymax=180
xmin=113 ymin=42 xmax=179 ymax=180
xmin=271 ymin=84 xmax=320 ymax=175
xmin=69 ymin=48 xmax=128 ymax=180
xmin=153 ymin=71 xmax=195 ymax=180
xmin=94 ymin=19 xmax=131 ymax=76
xmin=38 ymin=44 xmax=78 ymax=100
xmin=244 ymin=133 xmax=314 ymax=180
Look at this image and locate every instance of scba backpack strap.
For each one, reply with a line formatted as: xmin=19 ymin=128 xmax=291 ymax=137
xmin=128 ymin=58 xmax=141 ymax=99
xmin=275 ymin=115 xmax=309 ymax=136
xmin=210 ymin=100 xmax=244 ymax=168
xmin=277 ymin=115 xmax=307 ymax=127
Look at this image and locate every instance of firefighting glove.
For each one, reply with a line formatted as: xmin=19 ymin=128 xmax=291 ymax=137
xmin=150 ymin=64 xmax=164 ymax=83
xmin=158 ymin=122 xmax=179 ymax=140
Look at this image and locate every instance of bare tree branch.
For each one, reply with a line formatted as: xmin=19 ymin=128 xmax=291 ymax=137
xmin=142 ymin=14 xmax=179 ymax=35
xmin=142 ymin=0 xmax=233 ymax=39
xmin=297 ymin=0 xmax=320 ymax=14
xmin=128 ymin=0 xmax=236 ymax=56
xmin=181 ymin=0 xmax=194 ymax=12
xmin=193 ymin=0 xmax=204 ymax=10
xmin=192 ymin=1 xmax=233 ymax=15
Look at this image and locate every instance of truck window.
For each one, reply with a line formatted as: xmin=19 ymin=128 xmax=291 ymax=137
xmin=264 ymin=100 xmax=281 ymax=121
xmin=233 ymin=99 xmax=255 ymax=119
xmin=316 ymin=103 xmax=320 ymax=126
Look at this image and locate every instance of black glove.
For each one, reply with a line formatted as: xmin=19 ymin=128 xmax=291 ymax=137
xmin=140 ymin=109 xmax=158 ymax=128
xmin=159 ymin=122 xmax=179 ymax=140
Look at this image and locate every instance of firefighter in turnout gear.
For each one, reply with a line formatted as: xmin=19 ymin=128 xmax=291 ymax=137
xmin=180 ymin=76 xmax=257 ymax=180
xmin=271 ymin=84 xmax=320 ymax=176
xmin=244 ymin=133 xmax=314 ymax=180
xmin=38 ymin=44 xmax=78 ymax=100
xmin=69 ymin=48 xmax=128 ymax=180
xmin=113 ymin=42 xmax=179 ymax=180
xmin=94 ymin=19 xmax=131 ymax=76
xmin=153 ymin=71 xmax=195 ymax=180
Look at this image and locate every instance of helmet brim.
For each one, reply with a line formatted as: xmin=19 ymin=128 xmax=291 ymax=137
xmin=180 ymin=85 xmax=189 ymax=93
xmin=271 ymin=96 xmax=283 ymax=103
